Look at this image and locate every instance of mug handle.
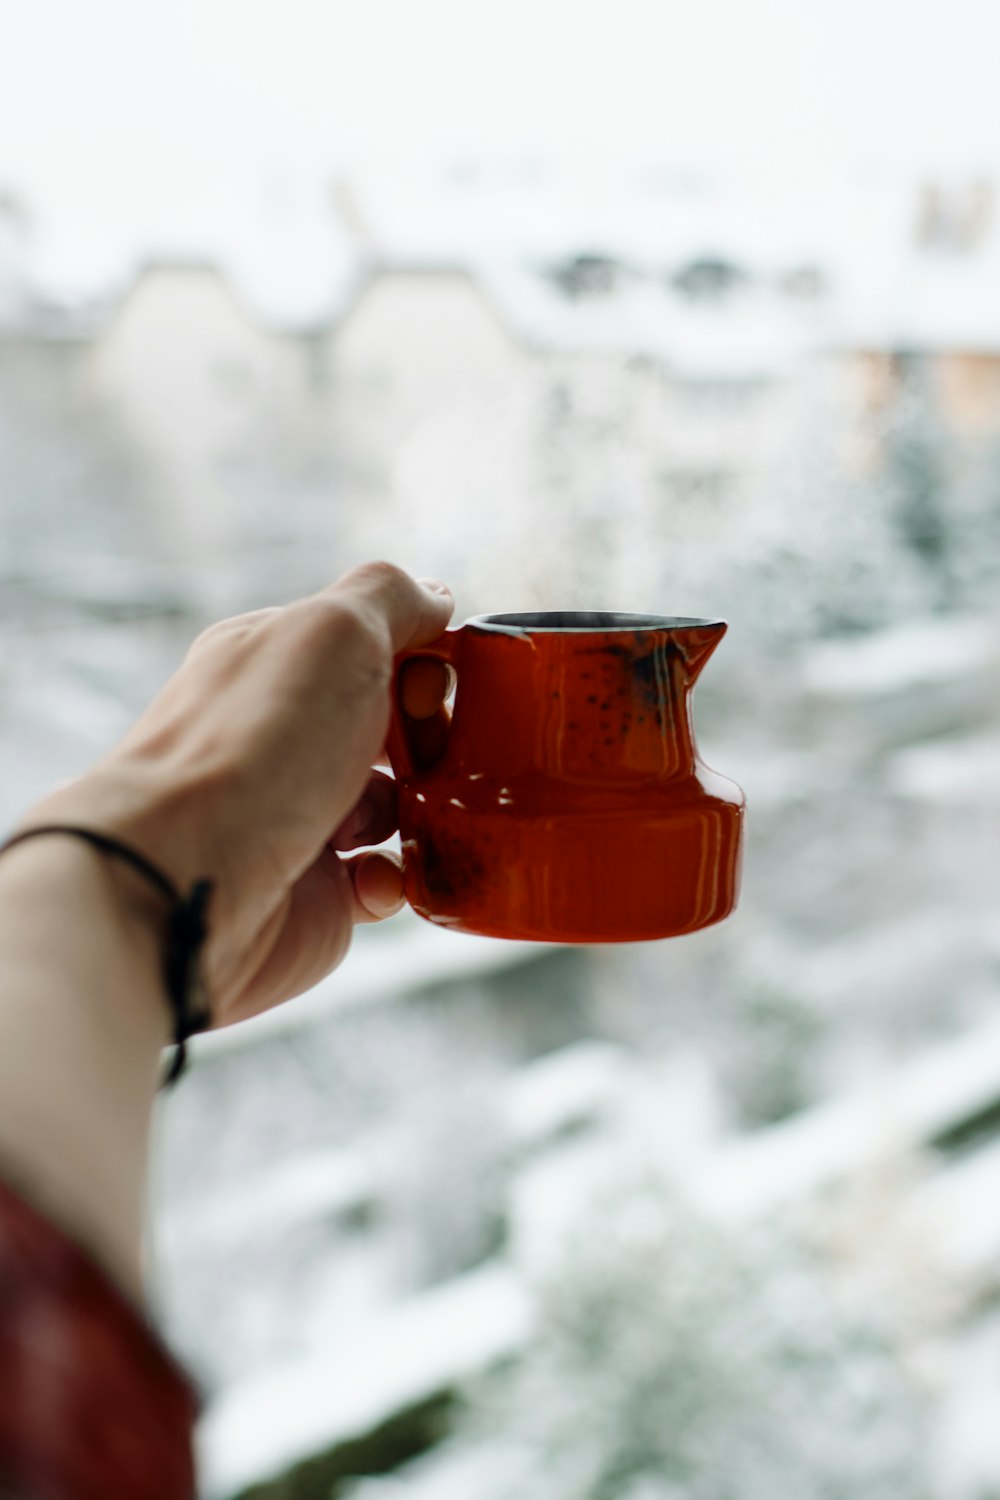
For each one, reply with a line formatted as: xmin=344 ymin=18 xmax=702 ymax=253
xmin=387 ymin=628 xmax=464 ymax=780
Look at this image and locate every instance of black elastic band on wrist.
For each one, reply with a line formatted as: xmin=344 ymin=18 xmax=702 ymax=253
xmin=0 ymin=824 xmax=214 ymax=1086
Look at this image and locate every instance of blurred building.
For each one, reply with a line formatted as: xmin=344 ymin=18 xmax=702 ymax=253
xmin=840 ymin=177 xmax=1000 ymax=450
xmin=1 ymin=169 xmax=999 ymax=615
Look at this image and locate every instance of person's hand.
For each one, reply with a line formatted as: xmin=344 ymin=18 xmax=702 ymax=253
xmin=27 ymin=562 xmax=454 ymax=1028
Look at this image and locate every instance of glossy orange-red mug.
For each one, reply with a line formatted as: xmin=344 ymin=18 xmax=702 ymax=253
xmin=387 ymin=612 xmax=744 ymax=942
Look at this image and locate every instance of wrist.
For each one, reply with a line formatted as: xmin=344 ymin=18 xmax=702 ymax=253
xmin=25 ymin=755 xmax=235 ymax=952
xmin=0 ymin=830 xmax=172 ymax=1296
xmin=27 ymin=758 xmax=219 ymax=886
xmin=0 ymin=832 xmax=174 ymax=1049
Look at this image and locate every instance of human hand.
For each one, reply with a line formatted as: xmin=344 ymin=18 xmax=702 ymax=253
xmin=28 ymin=563 xmax=454 ymax=1028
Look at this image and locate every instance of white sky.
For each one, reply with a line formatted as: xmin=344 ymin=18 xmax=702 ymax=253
xmin=1 ymin=0 xmax=999 ymax=253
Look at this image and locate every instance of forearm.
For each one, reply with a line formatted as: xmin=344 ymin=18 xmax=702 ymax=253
xmin=0 ymin=834 xmax=170 ymax=1301
xmin=0 ymin=565 xmax=452 ymax=1311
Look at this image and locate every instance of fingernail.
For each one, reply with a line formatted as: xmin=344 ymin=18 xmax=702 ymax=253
xmin=365 ymin=888 xmax=405 ymax=919
xmin=417 ymin=577 xmax=452 ymax=597
xmin=357 ymin=851 xmax=406 ymax=918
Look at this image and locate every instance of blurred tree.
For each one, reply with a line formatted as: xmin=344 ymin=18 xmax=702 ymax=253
xmin=884 ymin=355 xmax=952 ymax=595
xmin=473 ymin=1171 xmax=931 ymax=1500
xmin=715 ymin=980 xmax=823 ymax=1129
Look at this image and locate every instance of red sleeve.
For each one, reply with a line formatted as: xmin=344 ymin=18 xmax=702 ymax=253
xmin=0 ymin=1176 xmax=197 ymax=1500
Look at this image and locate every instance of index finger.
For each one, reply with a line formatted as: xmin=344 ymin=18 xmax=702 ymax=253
xmin=321 ymin=562 xmax=454 ymax=654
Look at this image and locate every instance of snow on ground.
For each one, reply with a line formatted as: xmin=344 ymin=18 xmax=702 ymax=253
xmin=930 ymin=1307 xmax=1000 ymax=1500
xmin=794 ymin=916 xmax=984 ymax=1014
xmin=699 ymin=1007 xmax=1000 ymax=1221
xmin=341 ymin=1441 xmax=530 ymax=1500
xmin=910 ymin=1136 xmax=1000 ymax=1282
xmin=196 ymin=1263 xmax=532 ymax=1500
xmin=158 ymin=1142 xmax=374 ymax=1264
xmin=190 ymin=1011 xmax=1000 ymax=1499
xmin=504 ymin=1040 xmax=628 ymax=1151
xmin=800 ymin=616 xmax=1000 ymax=698
xmin=505 ymin=1009 xmax=1000 ymax=1271
xmin=887 ymin=728 xmax=1000 ymax=804
xmin=161 ymin=1038 xmax=627 ymax=1265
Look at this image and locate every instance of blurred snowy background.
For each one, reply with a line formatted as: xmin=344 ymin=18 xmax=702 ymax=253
xmin=3 ymin=0 xmax=1000 ymax=1495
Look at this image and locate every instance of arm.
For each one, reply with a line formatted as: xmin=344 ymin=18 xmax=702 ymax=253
xmin=0 ymin=563 xmax=453 ymax=1300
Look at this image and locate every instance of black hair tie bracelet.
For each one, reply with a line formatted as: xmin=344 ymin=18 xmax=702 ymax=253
xmin=0 ymin=824 xmax=214 ymax=1086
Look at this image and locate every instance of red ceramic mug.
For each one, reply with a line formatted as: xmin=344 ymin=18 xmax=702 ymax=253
xmin=388 ymin=612 xmax=744 ymax=942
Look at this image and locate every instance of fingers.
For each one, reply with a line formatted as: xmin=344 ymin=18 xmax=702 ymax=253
xmin=400 ymin=657 xmax=452 ymax=719
xmin=218 ymin=846 xmax=407 ymax=1023
xmin=345 ymin=849 xmax=406 ymax=922
xmin=373 ymin=652 xmax=453 ymax=769
xmin=320 ymin=562 xmax=454 ymax=655
xmin=330 ymin=770 xmax=398 ymax=851
xmin=134 ymin=562 xmax=454 ymax=919
xmin=404 ymin=707 xmax=451 ymax=770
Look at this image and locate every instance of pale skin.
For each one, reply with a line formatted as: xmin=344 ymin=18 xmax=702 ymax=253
xmin=0 ymin=562 xmax=454 ymax=1302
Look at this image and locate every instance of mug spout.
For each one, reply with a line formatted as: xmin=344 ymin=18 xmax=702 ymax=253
xmin=674 ymin=620 xmax=727 ymax=687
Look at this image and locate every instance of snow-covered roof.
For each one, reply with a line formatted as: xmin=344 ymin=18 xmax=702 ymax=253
xmin=4 ymin=164 xmax=1000 ymax=355
xmin=2 ymin=176 xmax=362 ymax=335
xmin=831 ymin=242 xmax=1000 ymax=353
xmin=353 ymin=157 xmax=848 ymax=277
xmin=476 ymin=258 xmax=818 ymax=373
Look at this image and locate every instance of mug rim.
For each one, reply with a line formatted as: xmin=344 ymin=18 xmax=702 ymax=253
xmin=466 ymin=611 xmax=726 ymax=635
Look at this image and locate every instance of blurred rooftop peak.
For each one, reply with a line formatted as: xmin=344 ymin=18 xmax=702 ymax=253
xmin=915 ymin=177 xmax=995 ymax=256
